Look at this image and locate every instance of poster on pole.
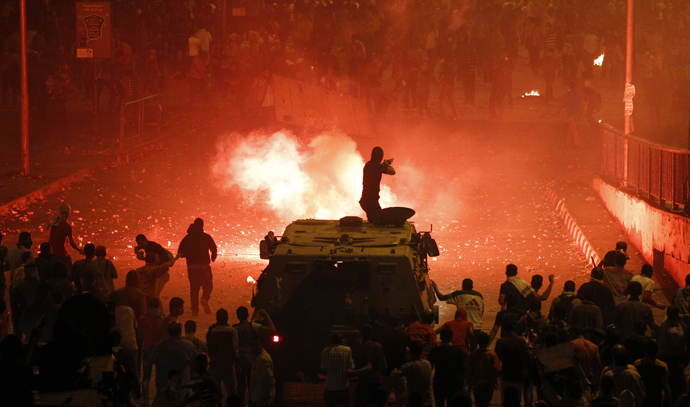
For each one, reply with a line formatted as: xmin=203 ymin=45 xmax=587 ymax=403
xmin=76 ymin=2 xmax=112 ymax=58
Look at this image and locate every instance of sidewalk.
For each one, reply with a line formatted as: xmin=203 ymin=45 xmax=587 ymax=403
xmin=0 ymin=83 xmax=242 ymax=211
xmin=548 ymin=163 xmax=678 ymax=321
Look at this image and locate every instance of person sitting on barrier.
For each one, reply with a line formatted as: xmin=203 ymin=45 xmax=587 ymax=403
xmin=359 ymin=146 xmax=395 ymax=224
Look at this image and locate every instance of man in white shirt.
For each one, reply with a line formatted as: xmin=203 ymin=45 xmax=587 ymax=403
xmin=188 ymin=35 xmax=201 ymax=57
xmin=632 ymin=264 xmax=665 ymax=309
xmin=432 ymin=278 xmax=484 ymax=333
xmin=194 ymin=26 xmax=212 ymax=65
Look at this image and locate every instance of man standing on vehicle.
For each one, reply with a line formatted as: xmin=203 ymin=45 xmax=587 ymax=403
xmin=178 ymin=218 xmax=218 ymax=316
xmin=359 ymin=146 xmax=395 ymax=223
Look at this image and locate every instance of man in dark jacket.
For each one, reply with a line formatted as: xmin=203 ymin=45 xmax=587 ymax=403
xmin=178 ymin=218 xmax=218 ymax=316
xmin=577 ymin=267 xmax=616 ymax=326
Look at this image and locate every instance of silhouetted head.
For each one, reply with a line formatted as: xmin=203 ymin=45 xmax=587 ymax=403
xmin=194 ymin=218 xmax=204 ymax=231
xmin=147 ymin=297 xmax=160 ymax=310
xmin=167 ymin=320 xmax=183 ymax=338
xmin=40 ymin=242 xmax=51 ymax=255
xmin=667 ymin=305 xmax=680 ymax=321
xmin=95 ymin=245 xmax=107 ymax=257
xmin=529 ymin=298 xmax=542 ymax=312
xmin=627 ymin=281 xmax=643 ymax=298
xmin=370 ymin=147 xmax=384 ymax=163
xmin=616 ymin=241 xmax=628 ymax=251
xmin=564 ymin=280 xmax=576 ymax=292
xmin=125 ymin=270 xmax=140 ymax=288
xmin=18 ymin=232 xmax=32 ymax=249
xmin=591 ymin=267 xmax=604 ymax=280
xmin=531 ymin=275 xmax=543 ymax=290
xmin=216 ymin=308 xmax=229 ymax=324
xmin=236 ymin=306 xmax=249 ymax=321
xmin=685 ymin=273 xmax=690 ymax=286
xmin=615 ymin=252 xmax=628 ymax=267
xmin=641 ymin=264 xmax=653 ymax=278
xmin=506 ymin=264 xmax=518 ymax=277
xmin=462 ymin=279 xmax=473 ymax=290
xmin=612 ymin=344 xmax=628 ymax=366
xmin=184 ymin=320 xmax=197 ymax=334
xmin=580 ymin=286 xmax=595 ymax=302
xmin=135 ymin=234 xmax=148 ymax=247
xmin=59 ymin=203 xmax=71 ymax=219
xmin=439 ymin=327 xmax=453 ymax=343
xmin=84 ymin=243 xmax=96 ymax=258
xmin=169 ymin=297 xmax=184 ymax=316
xmin=476 ymin=331 xmax=490 ymax=349
xmin=408 ymin=340 xmax=423 ymax=358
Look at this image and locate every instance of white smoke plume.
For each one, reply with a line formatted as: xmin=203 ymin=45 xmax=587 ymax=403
xmin=212 ymin=129 xmax=397 ymax=220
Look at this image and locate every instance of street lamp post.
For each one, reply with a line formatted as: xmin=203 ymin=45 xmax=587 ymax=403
xmin=20 ymin=0 xmax=29 ymax=176
xmin=622 ymin=0 xmax=635 ymax=188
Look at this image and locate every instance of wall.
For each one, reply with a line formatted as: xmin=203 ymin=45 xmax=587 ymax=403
xmin=594 ymin=177 xmax=690 ymax=286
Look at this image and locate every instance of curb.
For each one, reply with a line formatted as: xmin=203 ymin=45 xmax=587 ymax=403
xmin=0 ymin=133 xmax=168 ymax=218
xmin=546 ymin=187 xmax=601 ymax=267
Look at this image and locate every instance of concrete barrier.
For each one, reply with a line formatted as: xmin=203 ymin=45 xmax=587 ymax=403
xmin=546 ymin=188 xmax=601 ymax=267
xmin=594 ymin=177 xmax=690 ymax=286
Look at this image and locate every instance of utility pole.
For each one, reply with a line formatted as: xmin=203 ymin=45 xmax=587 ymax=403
xmin=222 ymin=0 xmax=228 ymax=43
xmin=624 ymin=0 xmax=634 ymax=136
xmin=20 ymin=0 xmax=29 ymax=176
xmin=622 ymin=0 xmax=634 ymax=188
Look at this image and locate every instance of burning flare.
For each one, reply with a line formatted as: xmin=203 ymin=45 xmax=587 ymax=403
xmin=212 ymin=129 xmax=397 ymax=220
xmin=522 ymin=90 xmax=540 ymax=98
xmin=593 ymin=54 xmax=604 ymax=66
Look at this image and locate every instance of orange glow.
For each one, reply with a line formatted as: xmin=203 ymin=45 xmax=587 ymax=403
xmin=593 ymin=54 xmax=604 ymax=66
xmin=212 ymin=130 xmax=398 ymax=220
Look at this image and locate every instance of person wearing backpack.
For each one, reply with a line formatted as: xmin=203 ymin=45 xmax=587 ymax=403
xmin=69 ymin=244 xmax=109 ymax=301
xmin=516 ymin=299 xmax=548 ymax=346
xmin=548 ymin=280 xmax=581 ymax=321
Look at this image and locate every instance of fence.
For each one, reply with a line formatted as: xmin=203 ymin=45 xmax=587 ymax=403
xmin=119 ymin=94 xmax=162 ymax=158
xmin=601 ymin=124 xmax=689 ymax=210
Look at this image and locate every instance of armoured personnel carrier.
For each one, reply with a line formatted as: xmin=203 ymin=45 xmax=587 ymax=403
xmin=252 ymin=215 xmax=440 ymax=381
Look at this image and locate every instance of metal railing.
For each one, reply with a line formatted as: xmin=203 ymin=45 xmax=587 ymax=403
xmin=601 ymin=124 xmax=689 ymax=210
xmin=119 ymin=94 xmax=162 ymax=157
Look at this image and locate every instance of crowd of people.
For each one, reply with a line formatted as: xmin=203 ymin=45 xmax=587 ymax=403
xmin=317 ymin=241 xmax=690 ymax=407
xmin=0 ymin=203 xmax=284 ymax=407
xmin=3 ymin=201 xmax=690 ymax=407
xmin=0 ymin=0 xmax=687 ymax=135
